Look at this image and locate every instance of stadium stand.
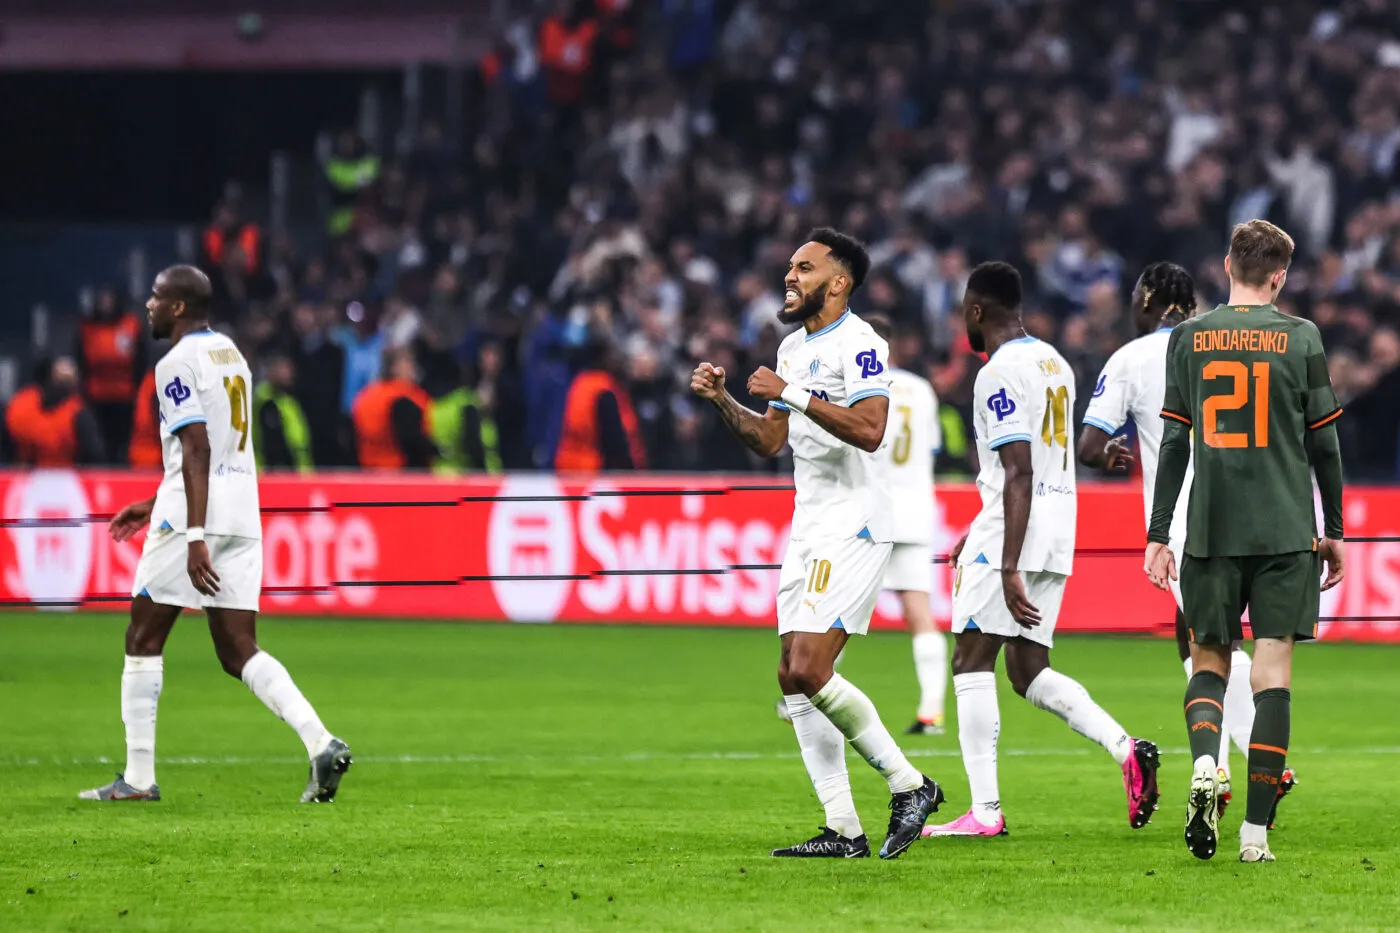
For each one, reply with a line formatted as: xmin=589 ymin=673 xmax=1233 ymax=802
xmin=4 ymin=0 xmax=1400 ymax=478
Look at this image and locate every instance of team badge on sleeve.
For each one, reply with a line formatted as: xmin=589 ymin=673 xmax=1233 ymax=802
xmin=855 ymin=349 xmax=884 ymax=378
xmin=164 ymin=377 xmax=192 ymax=407
xmin=1092 ymin=375 xmax=1106 ymax=398
xmin=988 ymin=387 xmax=1016 ymax=421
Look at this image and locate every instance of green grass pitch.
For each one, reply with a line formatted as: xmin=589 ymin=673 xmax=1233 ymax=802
xmin=1 ymin=616 xmax=1397 ymax=932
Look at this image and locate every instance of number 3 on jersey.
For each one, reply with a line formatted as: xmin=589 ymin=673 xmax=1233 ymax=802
xmin=1041 ymin=385 xmax=1069 ymax=468
xmin=223 ymin=374 xmax=250 ymax=452
xmin=1203 ymin=361 xmax=1269 ymax=448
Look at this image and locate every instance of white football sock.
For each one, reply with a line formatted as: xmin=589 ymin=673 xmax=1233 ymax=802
xmin=953 ymin=672 xmax=1002 ymax=825
xmin=1240 ymin=820 xmax=1268 ymax=847
xmin=121 ymin=655 xmax=163 ymax=790
xmin=1025 ymin=668 xmax=1132 ymax=766
xmin=240 ymin=651 xmax=333 ymax=758
xmin=1224 ymin=648 xmax=1255 ymax=761
xmin=810 ymin=675 xmax=923 ymax=794
xmin=784 ymin=694 xmax=862 ymax=839
xmin=911 ymin=632 xmax=949 ymax=723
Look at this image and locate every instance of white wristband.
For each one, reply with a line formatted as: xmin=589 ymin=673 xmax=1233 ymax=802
xmin=779 ymin=384 xmax=810 ymax=414
xmin=186 ymin=526 xmax=205 ymax=543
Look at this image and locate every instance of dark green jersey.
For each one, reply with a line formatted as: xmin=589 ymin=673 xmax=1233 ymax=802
xmin=1160 ymin=304 xmax=1341 ymax=557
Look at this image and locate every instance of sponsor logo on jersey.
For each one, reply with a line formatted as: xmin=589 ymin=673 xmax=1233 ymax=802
xmin=855 ymin=349 xmax=884 ymax=379
xmin=808 ymin=389 xmax=829 ymax=402
xmin=1092 ymin=375 xmax=1106 ymax=398
xmin=988 ymin=387 xmax=1016 ymax=421
xmin=164 ymin=376 xmax=191 ymax=407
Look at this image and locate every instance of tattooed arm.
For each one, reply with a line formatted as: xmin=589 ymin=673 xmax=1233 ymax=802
xmin=691 ymin=362 xmax=789 ymax=458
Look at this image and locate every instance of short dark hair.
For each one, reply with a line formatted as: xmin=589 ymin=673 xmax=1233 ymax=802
xmin=1228 ymin=220 xmax=1294 ymax=287
xmin=864 ymin=312 xmax=894 ymax=343
xmin=966 ymin=261 xmax=1022 ymax=311
xmin=160 ymin=264 xmax=213 ymax=317
xmin=807 ymin=227 xmax=871 ymax=292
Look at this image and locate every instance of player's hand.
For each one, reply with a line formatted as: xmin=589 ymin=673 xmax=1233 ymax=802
xmin=109 ymin=498 xmax=154 ymax=543
xmin=1104 ymin=435 xmax=1135 ymax=472
xmin=187 ymin=541 xmax=221 ymax=596
xmin=1144 ymin=542 xmax=1177 ymax=592
xmin=1319 ymin=537 xmax=1346 ymax=591
xmin=949 ymin=533 xmax=969 ymax=564
xmin=690 ymin=362 xmax=726 ymax=401
xmin=746 ymin=366 xmax=787 ymax=402
xmin=1000 ymin=569 xmax=1042 ymax=628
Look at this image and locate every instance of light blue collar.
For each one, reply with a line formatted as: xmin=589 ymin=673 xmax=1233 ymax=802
xmin=175 ymin=327 xmax=219 ymax=345
xmin=805 ymin=310 xmax=850 ymax=341
xmin=990 ymin=334 xmax=1037 ymax=358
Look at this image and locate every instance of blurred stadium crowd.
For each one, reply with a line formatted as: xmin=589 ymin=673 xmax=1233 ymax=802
xmin=7 ymin=0 xmax=1400 ymax=480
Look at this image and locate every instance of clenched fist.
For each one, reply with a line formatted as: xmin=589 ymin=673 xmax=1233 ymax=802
xmin=691 ymin=362 xmax=726 ymax=401
xmin=747 ymin=366 xmax=787 ymax=402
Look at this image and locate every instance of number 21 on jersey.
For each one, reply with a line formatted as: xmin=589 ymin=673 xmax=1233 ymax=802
xmin=1203 ymin=361 xmax=1269 ymax=448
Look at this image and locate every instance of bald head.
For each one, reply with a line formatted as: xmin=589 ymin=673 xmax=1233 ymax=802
xmin=159 ymin=265 xmax=212 ymax=316
xmin=148 ymin=264 xmax=214 ymax=339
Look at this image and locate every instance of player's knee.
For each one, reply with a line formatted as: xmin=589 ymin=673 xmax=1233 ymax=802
xmin=776 ymin=661 xmax=797 ymax=695
xmin=124 ymin=622 xmax=164 ymax=657
xmin=1007 ymin=666 xmax=1036 ymax=698
xmin=785 ymin=657 xmax=833 ymax=697
xmin=950 ymin=638 xmax=994 ymax=676
xmin=124 ymin=630 xmax=163 ymax=657
xmin=214 ymin=639 xmax=257 ymax=679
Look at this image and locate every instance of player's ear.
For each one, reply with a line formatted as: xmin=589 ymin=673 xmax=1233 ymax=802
xmin=1223 ymin=255 xmax=1232 ymax=282
xmin=1272 ymin=269 xmax=1287 ymax=296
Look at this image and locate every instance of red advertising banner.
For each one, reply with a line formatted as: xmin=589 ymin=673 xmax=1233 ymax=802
xmin=1 ymin=470 xmax=1397 ymax=642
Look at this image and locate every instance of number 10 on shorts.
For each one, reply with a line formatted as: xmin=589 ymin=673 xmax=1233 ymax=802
xmin=806 ymin=559 xmax=831 ymax=594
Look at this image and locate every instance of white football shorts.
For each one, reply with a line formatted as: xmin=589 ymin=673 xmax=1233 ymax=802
xmin=882 ymin=541 xmax=933 ymax=594
xmin=132 ymin=530 xmax=262 ymax=612
xmin=778 ymin=535 xmax=892 ymax=637
xmin=950 ymin=561 xmax=1067 ymax=648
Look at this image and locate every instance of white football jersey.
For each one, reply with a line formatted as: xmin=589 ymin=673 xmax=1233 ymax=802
xmin=770 ymin=311 xmax=893 ymax=541
xmin=151 ymin=330 xmax=263 ymax=540
xmin=885 ymin=368 xmax=940 ymax=544
xmin=962 ymin=336 xmax=1076 ymax=574
xmin=1081 ymin=326 xmax=1191 ymax=547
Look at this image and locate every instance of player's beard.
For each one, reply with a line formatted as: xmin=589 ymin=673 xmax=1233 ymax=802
xmin=777 ymin=282 xmax=828 ymax=325
xmin=967 ymin=324 xmax=986 ymax=353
